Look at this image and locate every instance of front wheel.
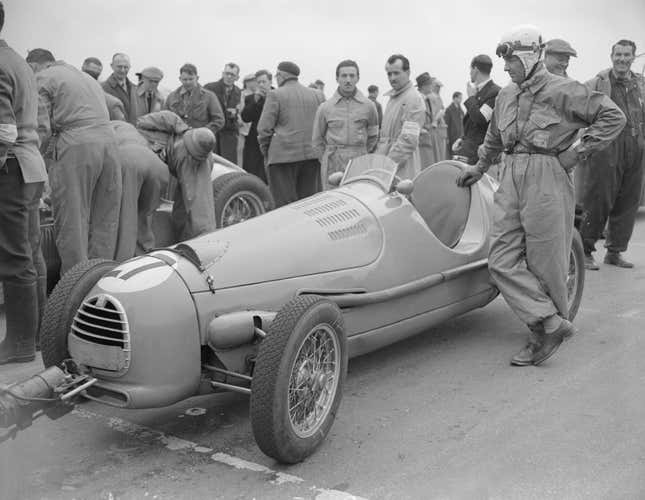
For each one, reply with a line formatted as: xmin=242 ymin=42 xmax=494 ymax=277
xmin=41 ymin=259 xmax=118 ymax=367
xmin=567 ymin=229 xmax=585 ymax=321
xmin=212 ymin=173 xmax=273 ymax=228
xmin=250 ymin=295 xmax=347 ymax=464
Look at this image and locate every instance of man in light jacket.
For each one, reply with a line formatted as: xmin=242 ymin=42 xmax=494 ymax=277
xmin=312 ymin=59 xmax=379 ymax=189
xmin=375 ymin=54 xmax=426 ymax=179
xmin=257 ymin=61 xmax=325 ymax=207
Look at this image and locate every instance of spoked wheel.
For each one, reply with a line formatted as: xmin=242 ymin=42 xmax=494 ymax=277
xmin=567 ymin=229 xmax=585 ymax=321
xmin=212 ymin=173 xmax=273 ymax=228
xmin=250 ymin=295 xmax=347 ymax=464
xmin=288 ymin=324 xmax=341 ymax=439
xmin=220 ymin=189 xmax=266 ymax=227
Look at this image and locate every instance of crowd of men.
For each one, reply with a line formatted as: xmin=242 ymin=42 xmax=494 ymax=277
xmin=0 ymin=0 xmax=643 ymax=370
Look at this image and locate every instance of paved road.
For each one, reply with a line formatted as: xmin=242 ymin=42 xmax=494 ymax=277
xmin=1 ymin=213 xmax=645 ymax=500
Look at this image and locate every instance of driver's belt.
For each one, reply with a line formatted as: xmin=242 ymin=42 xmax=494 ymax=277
xmin=504 ymin=144 xmax=558 ymax=156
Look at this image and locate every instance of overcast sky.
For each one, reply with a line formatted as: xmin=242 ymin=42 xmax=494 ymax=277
xmin=5 ymin=0 xmax=645 ymax=103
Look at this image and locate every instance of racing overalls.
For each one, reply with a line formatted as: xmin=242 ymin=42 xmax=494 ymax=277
xmin=37 ymin=61 xmax=122 ymax=274
xmin=578 ymin=69 xmax=645 ymax=255
xmin=477 ymin=63 xmax=625 ymax=325
xmin=312 ymin=89 xmax=379 ymax=189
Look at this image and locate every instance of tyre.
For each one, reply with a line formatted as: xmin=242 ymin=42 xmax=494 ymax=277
xmin=250 ymin=295 xmax=347 ymax=464
xmin=212 ymin=172 xmax=273 ymax=228
xmin=41 ymin=259 xmax=118 ymax=368
xmin=567 ymin=229 xmax=585 ymax=321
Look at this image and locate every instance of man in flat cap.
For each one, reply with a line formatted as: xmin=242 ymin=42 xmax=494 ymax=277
xmin=257 ymin=61 xmax=325 ymax=207
xmin=545 ymin=38 xmax=577 ymax=77
xmin=135 ymin=66 xmax=164 ymax=119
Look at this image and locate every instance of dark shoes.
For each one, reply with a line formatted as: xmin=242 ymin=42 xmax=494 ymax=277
xmin=511 ymin=320 xmax=575 ymax=367
xmin=584 ymin=253 xmax=599 ymax=271
xmin=0 ymin=282 xmax=38 ymax=365
xmin=511 ymin=342 xmax=540 ymax=366
xmin=604 ymin=252 xmax=634 ymax=268
xmin=532 ymin=320 xmax=576 ymax=366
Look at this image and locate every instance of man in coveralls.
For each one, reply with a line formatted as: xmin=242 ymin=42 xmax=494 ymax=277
xmin=28 ymin=48 xmax=123 ymax=276
xmin=457 ymin=25 xmax=625 ymax=366
xmin=312 ymin=59 xmax=379 ymax=189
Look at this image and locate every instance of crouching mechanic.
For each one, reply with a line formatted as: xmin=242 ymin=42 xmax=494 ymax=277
xmin=111 ymin=120 xmax=169 ymax=259
xmin=137 ymin=111 xmax=216 ymax=241
xmin=457 ymin=25 xmax=626 ymax=366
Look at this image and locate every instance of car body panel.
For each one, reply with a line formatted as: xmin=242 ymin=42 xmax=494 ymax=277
xmin=70 ymin=155 xmax=500 ymax=409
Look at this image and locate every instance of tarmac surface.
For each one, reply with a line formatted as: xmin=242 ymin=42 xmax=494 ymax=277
xmin=1 ymin=212 xmax=645 ymax=500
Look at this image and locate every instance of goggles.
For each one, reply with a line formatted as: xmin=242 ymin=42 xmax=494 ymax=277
xmin=495 ymin=41 xmax=542 ymax=58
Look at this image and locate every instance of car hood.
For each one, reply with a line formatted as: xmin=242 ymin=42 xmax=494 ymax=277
xmin=180 ymin=189 xmax=384 ymax=291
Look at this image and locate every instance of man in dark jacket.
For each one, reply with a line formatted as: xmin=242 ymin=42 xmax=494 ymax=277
xmin=578 ymin=39 xmax=644 ymax=270
xmin=102 ymin=52 xmax=138 ymax=124
xmin=257 ymin=61 xmax=325 ymax=207
xmin=164 ymin=63 xmax=224 ymax=139
xmin=205 ymin=63 xmax=242 ymax=163
xmin=444 ymin=91 xmax=464 ymax=158
xmin=453 ymin=54 xmax=500 ymax=164
xmin=240 ymin=69 xmax=273 ymax=183
xmin=0 ymin=2 xmax=49 ymax=364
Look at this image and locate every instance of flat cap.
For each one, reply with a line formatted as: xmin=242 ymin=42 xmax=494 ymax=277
xmin=545 ymin=38 xmax=577 ymax=57
xmin=136 ymin=66 xmax=164 ymax=81
xmin=415 ymin=71 xmax=432 ymax=87
xmin=242 ymin=73 xmax=256 ymax=82
xmin=277 ymin=61 xmax=300 ymax=76
xmin=184 ymin=128 xmax=216 ymax=160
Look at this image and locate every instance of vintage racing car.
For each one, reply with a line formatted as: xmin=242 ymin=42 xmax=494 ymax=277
xmin=0 ymin=154 xmax=585 ymax=464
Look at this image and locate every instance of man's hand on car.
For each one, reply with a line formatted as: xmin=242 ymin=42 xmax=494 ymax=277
xmin=456 ymin=164 xmax=484 ymax=187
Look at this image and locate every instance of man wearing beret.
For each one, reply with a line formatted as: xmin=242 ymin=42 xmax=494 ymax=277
xmin=257 ymin=61 xmax=325 ymax=207
xmin=544 ymin=39 xmax=577 ymax=78
xmin=135 ymin=66 xmax=165 ymax=119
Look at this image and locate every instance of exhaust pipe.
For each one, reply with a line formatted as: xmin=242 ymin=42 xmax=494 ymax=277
xmin=0 ymin=361 xmax=96 ymax=443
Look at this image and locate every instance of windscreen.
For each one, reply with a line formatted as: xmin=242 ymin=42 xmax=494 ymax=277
xmin=341 ymin=154 xmax=398 ymax=192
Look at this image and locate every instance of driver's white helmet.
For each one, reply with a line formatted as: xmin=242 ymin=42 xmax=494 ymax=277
xmin=496 ymin=24 xmax=544 ymax=76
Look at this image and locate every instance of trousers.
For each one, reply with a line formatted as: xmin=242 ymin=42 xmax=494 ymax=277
xmin=0 ymin=158 xmax=44 ymax=285
xmin=49 ymin=140 xmax=122 ymax=274
xmin=216 ymin=131 xmax=239 ymax=165
xmin=488 ymin=154 xmax=575 ymax=325
xmin=578 ymin=133 xmax=644 ymax=254
xmin=267 ymin=159 xmax=321 ymax=208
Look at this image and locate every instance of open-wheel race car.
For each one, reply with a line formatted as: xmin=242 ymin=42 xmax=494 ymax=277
xmin=0 ymin=154 xmax=585 ymax=464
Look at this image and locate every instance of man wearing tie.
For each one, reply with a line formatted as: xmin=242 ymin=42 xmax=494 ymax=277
xmin=135 ymin=66 xmax=164 ymax=119
xmin=102 ymin=52 xmax=139 ymax=124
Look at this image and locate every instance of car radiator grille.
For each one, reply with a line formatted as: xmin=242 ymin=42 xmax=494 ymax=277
xmin=71 ymin=295 xmax=130 ymax=349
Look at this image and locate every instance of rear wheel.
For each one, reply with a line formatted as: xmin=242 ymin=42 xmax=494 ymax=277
xmin=567 ymin=229 xmax=585 ymax=321
xmin=41 ymin=259 xmax=118 ymax=367
xmin=212 ymin=173 xmax=272 ymax=228
xmin=250 ymin=295 xmax=347 ymax=463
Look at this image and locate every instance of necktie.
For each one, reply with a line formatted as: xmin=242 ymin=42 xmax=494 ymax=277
xmin=147 ymin=92 xmax=153 ymax=112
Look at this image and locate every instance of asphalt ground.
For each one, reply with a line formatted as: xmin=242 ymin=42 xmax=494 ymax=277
xmin=1 ymin=212 xmax=644 ymax=500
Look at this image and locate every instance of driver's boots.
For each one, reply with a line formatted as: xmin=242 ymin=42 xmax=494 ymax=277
xmin=510 ymin=324 xmax=543 ymax=366
xmin=0 ymin=281 xmax=38 ymax=365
